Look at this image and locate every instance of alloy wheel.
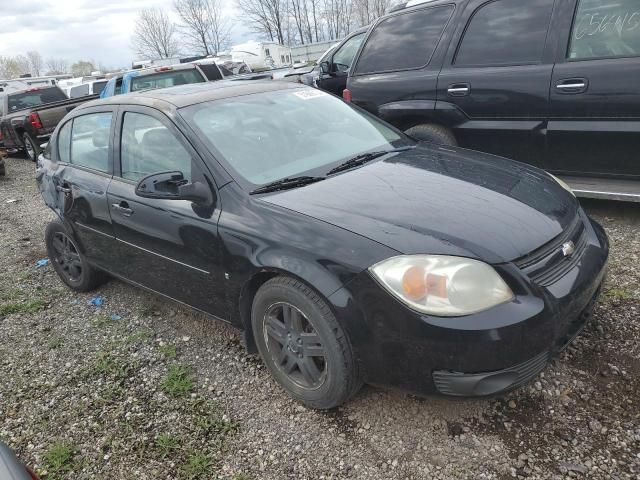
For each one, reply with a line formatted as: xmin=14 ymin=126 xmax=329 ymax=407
xmin=51 ymin=232 xmax=83 ymax=282
xmin=24 ymin=138 xmax=35 ymax=161
xmin=263 ymin=302 xmax=327 ymax=389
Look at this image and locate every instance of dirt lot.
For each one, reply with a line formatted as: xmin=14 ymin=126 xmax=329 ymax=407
xmin=0 ymin=156 xmax=638 ymax=480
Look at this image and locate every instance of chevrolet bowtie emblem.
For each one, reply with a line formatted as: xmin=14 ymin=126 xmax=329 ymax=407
xmin=562 ymin=241 xmax=576 ymax=257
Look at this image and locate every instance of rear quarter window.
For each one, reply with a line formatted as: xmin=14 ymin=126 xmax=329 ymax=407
xmin=354 ymin=5 xmax=454 ymax=74
xmin=569 ymin=0 xmax=640 ymax=60
xmin=131 ymin=69 xmax=206 ymax=92
xmin=8 ymin=88 xmax=67 ymax=112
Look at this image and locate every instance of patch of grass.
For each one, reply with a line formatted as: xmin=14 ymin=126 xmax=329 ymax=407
xmin=181 ymin=451 xmax=213 ymax=479
xmin=603 ymin=287 xmax=634 ymax=302
xmin=0 ymin=288 xmax=23 ymax=302
xmin=197 ymin=415 xmax=240 ymax=436
xmin=125 ymin=329 xmax=152 ymax=345
xmin=94 ymin=313 xmax=114 ymax=328
xmin=42 ymin=441 xmax=76 ymax=479
xmin=162 ymin=364 xmax=194 ymax=397
xmin=94 ymin=352 xmax=133 ymax=381
xmin=159 ymin=344 xmax=178 ymax=359
xmin=47 ymin=338 xmax=63 ymax=349
xmin=0 ymin=299 xmax=44 ymax=316
xmin=156 ymin=433 xmax=181 ymax=458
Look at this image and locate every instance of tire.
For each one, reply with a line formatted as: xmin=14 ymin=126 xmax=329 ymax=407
xmin=405 ymin=123 xmax=457 ymax=146
xmin=0 ymin=161 xmax=5 ymax=177
xmin=23 ymin=133 xmax=38 ymax=162
xmin=45 ymin=220 xmax=107 ymax=292
xmin=252 ymin=276 xmax=361 ymax=409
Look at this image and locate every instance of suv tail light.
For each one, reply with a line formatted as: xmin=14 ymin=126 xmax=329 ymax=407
xmin=342 ymin=88 xmax=352 ymax=103
xmin=29 ymin=112 xmax=43 ymax=130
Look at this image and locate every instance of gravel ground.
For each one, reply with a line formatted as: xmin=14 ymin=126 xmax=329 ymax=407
xmin=0 ymin=156 xmax=638 ymax=480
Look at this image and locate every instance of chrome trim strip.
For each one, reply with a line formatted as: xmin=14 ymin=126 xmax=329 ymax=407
xmin=116 ymin=238 xmax=210 ymax=275
xmin=76 ymin=222 xmax=114 ymax=237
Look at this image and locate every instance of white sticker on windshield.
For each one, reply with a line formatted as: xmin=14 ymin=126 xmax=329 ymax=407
xmin=293 ymin=89 xmax=328 ymax=100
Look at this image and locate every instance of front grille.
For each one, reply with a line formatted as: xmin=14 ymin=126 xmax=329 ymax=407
xmin=514 ymin=216 xmax=587 ymax=287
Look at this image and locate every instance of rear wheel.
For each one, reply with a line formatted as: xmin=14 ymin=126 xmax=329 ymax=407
xmin=23 ymin=133 xmax=38 ymax=162
xmin=252 ymin=277 xmax=361 ymax=409
xmin=405 ymin=123 xmax=457 ymax=146
xmin=45 ymin=221 xmax=107 ymax=292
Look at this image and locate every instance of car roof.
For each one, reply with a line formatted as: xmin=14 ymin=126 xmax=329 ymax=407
xmin=78 ymin=80 xmax=307 ymax=110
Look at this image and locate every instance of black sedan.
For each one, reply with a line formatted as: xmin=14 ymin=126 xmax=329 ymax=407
xmin=36 ymin=81 xmax=609 ymax=409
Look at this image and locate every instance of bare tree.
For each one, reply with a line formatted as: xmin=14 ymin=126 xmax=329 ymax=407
xmin=174 ymin=0 xmax=231 ymax=55
xmin=236 ymin=0 xmax=287 ymax=45
xmin=71 ymin=60 xmax=95 ymax=77
xmin=323 ymin=0 xmax=352 ymax=39
xmin=132 ymin=8 xmax=179 ymax=60
xmin=26 ymin=51 xmax=44 ymax=76
xmin=352 ymin=0 xmax=389 ymax=26
xmin=45 ymin=58 xmax=69 ymax=75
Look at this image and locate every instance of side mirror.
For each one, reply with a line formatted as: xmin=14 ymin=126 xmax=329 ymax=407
xmin=135 ymin=171 xmax=212 ymax=204
xmin=319 ymin=61 xmax=331 ymax=74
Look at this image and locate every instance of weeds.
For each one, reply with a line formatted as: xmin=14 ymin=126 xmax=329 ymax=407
xmin=42 ymin=441 xmax=76 ymax=479
xmin=0 ymin=299 xmax=44 ymax=316
xmin=157 ymin=433 xmax=181 ymax=458
xmin=159 ymin=344 xmax=178 ymax=359
xmin=181 ymin=451 xmax=213 ymax=479
xmin=162 ymin=364 xmax=194 ymax=397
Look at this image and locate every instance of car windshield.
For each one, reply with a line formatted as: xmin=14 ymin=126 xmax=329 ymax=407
xmin=130 ymin=69 xmax=205 ymax=92
xmin=180 ymin=88 xmax=413 ymax=188
xmin=8 ymin=87 xmax=67 ymax=112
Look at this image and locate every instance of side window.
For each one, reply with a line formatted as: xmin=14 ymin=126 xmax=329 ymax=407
xmin=57 ymin=120 xmax=72 ymax=163
xmin=120 ymin=112 xmax=192 ymax=182
xmin=569 ymin=0 xmax=640 ymax=60
xmin=332 ymin=33 xmax=365 ymax=72
xmin=355 ymin=6 xmax=454 ymax=74
xmin=70 ymin=113 xmax=112 ymax=172
xmin=455 ymin=0 xmax=555 ymax=67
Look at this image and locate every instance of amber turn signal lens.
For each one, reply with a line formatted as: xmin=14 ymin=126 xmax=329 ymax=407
xmin=402 ymin=266 xmax=427 ymax=301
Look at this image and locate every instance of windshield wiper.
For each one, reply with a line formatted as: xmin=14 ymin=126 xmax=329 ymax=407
xmin=250 ymin=176 xmax=325 ymax=195
xmin=327 ymin=146 xmax=416 ymax=175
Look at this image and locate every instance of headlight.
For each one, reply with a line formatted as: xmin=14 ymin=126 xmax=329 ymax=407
xmin=369 ymin=255 xmax=514 ymax=317
xmin=548 ymin=173 xmax=575 ymax=197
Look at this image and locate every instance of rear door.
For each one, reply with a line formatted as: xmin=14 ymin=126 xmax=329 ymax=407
xmin=46 ymin=108 xmax=117 ymax=267
xmin=436 ymin=0 xmax=557 ymax=164
xmin=546 ymin=0 xmax=640 ymax=177
xmin=106 ymin=106 xmax=227 ymax=318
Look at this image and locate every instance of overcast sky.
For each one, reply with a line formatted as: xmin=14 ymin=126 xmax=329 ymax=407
xmin=0 ymin=0 xmax=248 ymax=70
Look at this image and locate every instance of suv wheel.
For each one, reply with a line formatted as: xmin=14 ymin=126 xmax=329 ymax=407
xmin=252 ymin=277 xmax=362 ymax=409
xmin=45 ymin=220 xmax=108 ymax=292
xmin=23 ymin=133 xmax=38 ymax=162
xmin=405 ymin=124 xmax=457 ymax=146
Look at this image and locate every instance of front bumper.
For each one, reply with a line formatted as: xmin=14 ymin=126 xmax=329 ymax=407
xmin=331 ymin=212 xmax=609 ymax=397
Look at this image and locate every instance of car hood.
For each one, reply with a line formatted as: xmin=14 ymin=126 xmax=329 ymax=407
xmin=260 ymin=144 xmax=578 ymax=264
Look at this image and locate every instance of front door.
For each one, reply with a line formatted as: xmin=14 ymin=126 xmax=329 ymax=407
xmin=317 ymin=31 xmax=366 ymax=96
xmin=106 ymin=107 xmax=227 ymax=318
xmin=436 ymin=0 xmax=557 ymax=164
xmin=546 ymin=0 xmax=640 ymax=177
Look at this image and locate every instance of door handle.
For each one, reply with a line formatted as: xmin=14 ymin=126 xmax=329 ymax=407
xmin=111 ymin=202 xmax=134 ymax=217
xmin=556 ymin=78 xmax=588 ymax=93
xmin=448 ymin=83 xmax=470 ymax=97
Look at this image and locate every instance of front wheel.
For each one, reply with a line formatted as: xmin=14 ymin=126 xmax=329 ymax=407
xmin=252 ymin=277 xmax=361 ymax=409
xmin=45 ymin=221 xmax=107 ymax=292
xmin=23 ymin=133 xmax=38 ymax=162
xmin=405 ymin=123 xmax=457 ymax=146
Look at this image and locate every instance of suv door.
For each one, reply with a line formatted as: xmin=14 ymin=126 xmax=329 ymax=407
xmin=317 ymin=31 xmax=366 ymax=95
xmin=106 ymin=107 xmax=227 ymax=318
xmin=436 ymin=0 xmax=557 ymax=164
xmin=546 ymin=0 xmax=640 ymax=177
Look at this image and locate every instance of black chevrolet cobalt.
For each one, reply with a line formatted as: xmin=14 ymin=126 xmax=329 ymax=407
xmin=36 ymin=81 xmax=609 ymax=409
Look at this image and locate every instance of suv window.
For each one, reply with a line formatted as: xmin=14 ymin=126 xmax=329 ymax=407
xmin=70 ymin=84 xmax=90 ymax=98
xmin=332 ymin=33 xmax=365 ymax=72
xmin=355 ymin=5 xmax=454 ymax=74
xmin=120 ymin=112 xmax=192 ymax=182
xmin=569 ymin=0 xmax=640 ymax=60
xmin=455 ymin=0 xmax=555 ymax=67
xmin=130 ymin=69 xmax=205 ymax=92
xmin=70 ymin=113 xmax=112 ymax=172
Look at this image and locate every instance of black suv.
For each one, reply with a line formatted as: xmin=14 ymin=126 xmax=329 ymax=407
xmin=343 ymin=0 xmax=640 ymax=200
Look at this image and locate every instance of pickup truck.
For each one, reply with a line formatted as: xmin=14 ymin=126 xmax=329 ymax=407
xmin=0 ymin=86 xmax=96 ymax=161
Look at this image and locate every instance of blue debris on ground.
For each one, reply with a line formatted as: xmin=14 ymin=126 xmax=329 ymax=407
xmin=110 ymin=314 xmax=121 ymax=321
xmin=87 ymin=296 xmax=105 ymax=307
xmin=35 ymin=258 xmax=50 ymax=269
